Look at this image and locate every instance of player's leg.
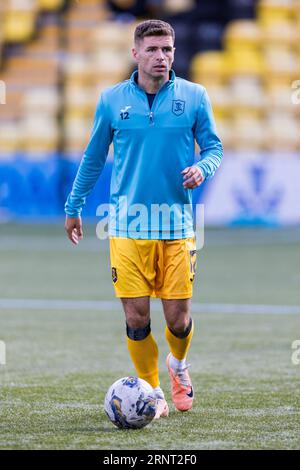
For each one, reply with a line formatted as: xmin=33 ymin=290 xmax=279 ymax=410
xmin=162 ymin=298 xmax=194 ymax=411
xmin=109 ymin=237 xmax=168 ymax=418
xmin=156 ymin=237 xmax=196 ymax=411
xmin=121 ymin=296 xmax=158 ymax=388
xmin=121 ymin=297 xmax=169 ymax=419
xmin=163 ymin=298 xmax=194 ymax=366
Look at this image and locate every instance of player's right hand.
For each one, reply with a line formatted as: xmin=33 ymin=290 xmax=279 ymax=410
xmin=65 ymin=216 xmax=83 ymax=245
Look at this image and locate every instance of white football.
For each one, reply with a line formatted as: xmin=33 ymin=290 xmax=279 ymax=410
xmin=104 ymin=376 xmax=157 ymax=429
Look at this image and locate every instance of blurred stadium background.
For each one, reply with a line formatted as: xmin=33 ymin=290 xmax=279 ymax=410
xmin=0 ymin=0 xmax=300 ymax=222
xmin=0 ymin=0 xmax=300 ymax=450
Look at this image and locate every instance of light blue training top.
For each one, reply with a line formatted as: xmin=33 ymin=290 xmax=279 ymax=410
xmin=65 ymin=69 xmax=223 ymax=239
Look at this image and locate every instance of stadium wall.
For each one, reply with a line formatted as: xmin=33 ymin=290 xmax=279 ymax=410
xmin=0 ymin=152 xmax=299 ymax=226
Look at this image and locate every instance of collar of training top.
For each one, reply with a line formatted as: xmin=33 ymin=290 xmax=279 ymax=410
xmin=130 ymin=69 xmax=176 ymax=88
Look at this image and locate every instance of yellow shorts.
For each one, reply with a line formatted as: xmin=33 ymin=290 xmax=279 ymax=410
xmin=109 ymin=237 xmax=197 ymax=299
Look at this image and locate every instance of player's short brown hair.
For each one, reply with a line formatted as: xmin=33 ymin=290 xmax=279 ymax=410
xmin=134 ymin=19 xmax=175 ymax=45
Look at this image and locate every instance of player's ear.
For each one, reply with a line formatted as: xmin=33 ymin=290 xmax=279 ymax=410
xmin=132 ymin=46 xmax=138 ymax=62
xmin=171 ymin=47 xmax=175 ymax=66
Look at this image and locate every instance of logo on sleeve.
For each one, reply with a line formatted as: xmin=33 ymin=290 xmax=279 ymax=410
xmin=172 ymin=100 xmax=185 ymax=116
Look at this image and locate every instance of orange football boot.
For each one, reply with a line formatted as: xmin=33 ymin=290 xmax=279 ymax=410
xmin=166 ymin=353 xmax=194 ymax=411
xmin=154 ymin=397 xmax=169 ymax=420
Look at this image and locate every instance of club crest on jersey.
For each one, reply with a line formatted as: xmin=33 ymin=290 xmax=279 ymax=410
xmin=172 ymin=100 xmax=185 ymax=116
xmin=112 ymin=267 xmax=118 ymax=283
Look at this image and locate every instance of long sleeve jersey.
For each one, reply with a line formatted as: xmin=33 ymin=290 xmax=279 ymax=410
xmin=65 ymin=69 xmax=223 ymax=239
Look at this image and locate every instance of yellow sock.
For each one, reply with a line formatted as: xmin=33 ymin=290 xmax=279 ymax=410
xmin=165 ymin=320 xmax=194 ymax=361
xmin=126 ymin=332 xmax=159 ymax=388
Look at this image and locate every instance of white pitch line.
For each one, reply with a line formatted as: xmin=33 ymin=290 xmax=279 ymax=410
xmin=0 ymin=298 xmax=300 ymax=314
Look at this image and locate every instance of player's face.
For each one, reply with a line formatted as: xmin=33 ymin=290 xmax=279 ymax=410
xmin=132 ymin=35 xmax=175 ymax=79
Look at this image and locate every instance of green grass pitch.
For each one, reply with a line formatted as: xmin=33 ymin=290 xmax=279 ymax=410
xmin=0 ymin=223 xmax=300 ymax=449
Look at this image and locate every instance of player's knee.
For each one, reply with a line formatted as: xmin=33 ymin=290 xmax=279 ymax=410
xmin=122 ymin=298 xmax=150 ymax=329
xmin=126 ymin=311 xmax=150 ymax=329
xmin=126 ymin=318 xmax=151 ymax=340
xmin=168 ymin=316 xmax=192 ymax=338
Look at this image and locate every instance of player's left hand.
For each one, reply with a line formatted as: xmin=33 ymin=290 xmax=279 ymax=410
xmin=181 ymin=166 xmax=205 ymax=189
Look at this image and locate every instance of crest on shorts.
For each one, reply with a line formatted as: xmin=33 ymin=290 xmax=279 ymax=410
xmin=172 ymin=100 xmax=185 ymax=116
xmin=112 ymin=267 xmax=118 ymax=283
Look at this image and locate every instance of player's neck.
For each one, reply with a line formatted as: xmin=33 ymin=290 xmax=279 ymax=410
xmin=137 ymin=69 xmax=168 ymax=94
